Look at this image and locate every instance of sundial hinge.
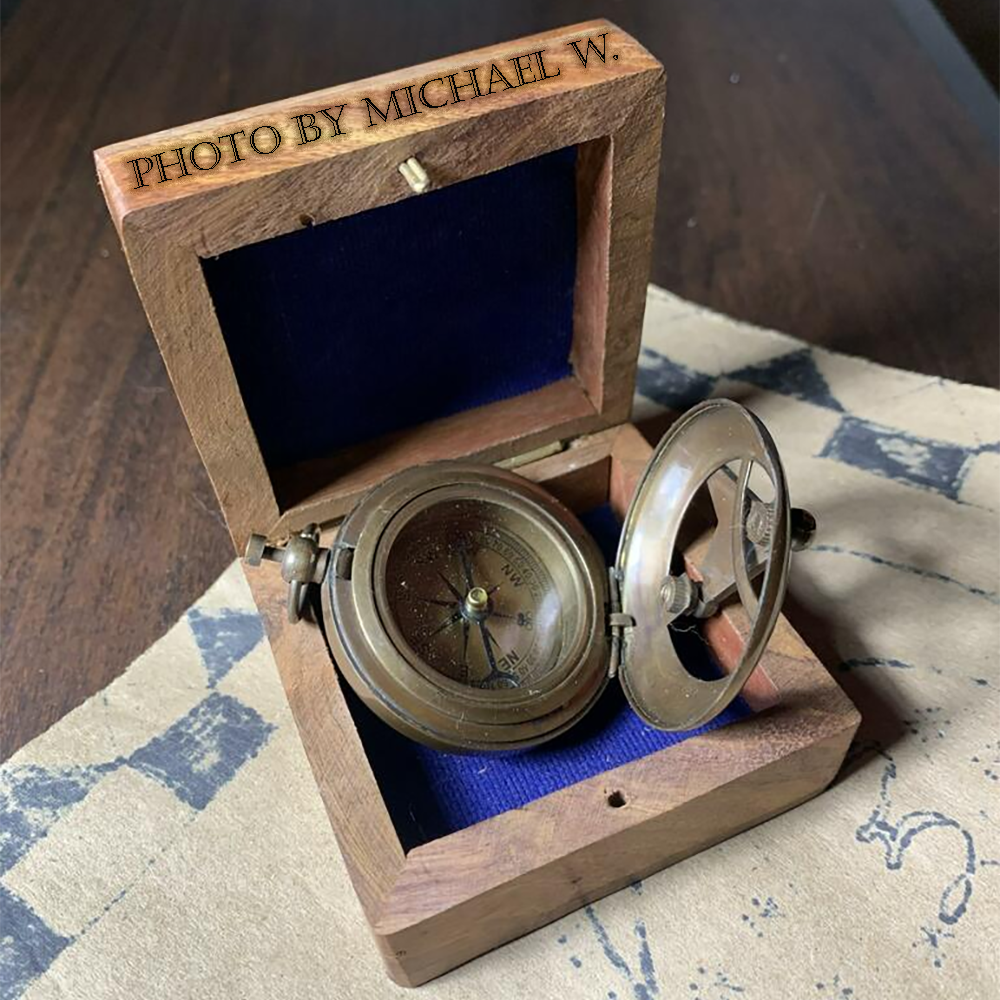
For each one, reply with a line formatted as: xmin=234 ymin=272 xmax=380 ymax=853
xmin=607 ymin=567 xmax=634 ymax=679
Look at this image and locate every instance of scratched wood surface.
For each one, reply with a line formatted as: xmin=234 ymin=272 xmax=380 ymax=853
xmin=2 ymin=0 xmax=997 ymax=758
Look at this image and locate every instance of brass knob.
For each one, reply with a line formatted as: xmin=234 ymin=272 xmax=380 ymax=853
xmin=243 ymin=524 xmax=328 ymax=624
xmin=660 ymin=574 xmax=699 ymax=618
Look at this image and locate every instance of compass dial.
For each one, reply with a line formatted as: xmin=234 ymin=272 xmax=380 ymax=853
xmin=324 ymin=463 xmax=610 ymax=751
xmin=381 ymin=498 xmax=566 ymax=689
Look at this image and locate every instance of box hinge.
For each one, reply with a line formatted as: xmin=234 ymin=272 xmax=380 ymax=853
xmin=607 ymin=567 xmax=634 ymax=679
xmin=495 ymin=439 xmax=566 ymax=471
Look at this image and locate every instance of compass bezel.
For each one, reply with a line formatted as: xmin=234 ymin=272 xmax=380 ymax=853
xmin=322 ymin=462 xmax=611 ymax=752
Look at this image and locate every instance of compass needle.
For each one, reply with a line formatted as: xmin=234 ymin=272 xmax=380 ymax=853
xmin=415 ymin=595 xmax=455 ymax=608
xmin=427 ymin=611 xmax=462 ymax=638
xmin=478 ymin=621 xmax=498 ymax=670
xmin=437 ymin=571 xmax=464 ymax=602
xmin=458 ymin=546 xmax=476 ymax=589
xmin=467 ymin=622 xmax=515 ymax=689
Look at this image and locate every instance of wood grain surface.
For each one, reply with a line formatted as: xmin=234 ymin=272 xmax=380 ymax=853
xmin=2 ymin=0 xmax=997 ymax=758
xmin=93 ymin=22 xmax=663 ymax=550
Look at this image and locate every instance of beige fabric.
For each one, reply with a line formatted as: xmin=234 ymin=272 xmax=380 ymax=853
xmin=3 ymin=287 xmax=998 ymax=999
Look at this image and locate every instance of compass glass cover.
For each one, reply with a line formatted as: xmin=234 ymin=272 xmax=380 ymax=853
xmin=379 ymin=497 xmax=576 ymax=690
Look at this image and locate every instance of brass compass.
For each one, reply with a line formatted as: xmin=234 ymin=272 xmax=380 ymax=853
xmin=246 ymin=400 xmax=815 ymax=752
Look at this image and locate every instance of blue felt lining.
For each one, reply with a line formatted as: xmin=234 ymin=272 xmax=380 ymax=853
xmin=202 ymin=146 xmax=579 ymax=469
xmin=342 ymin=503 xmax=752 ymax=852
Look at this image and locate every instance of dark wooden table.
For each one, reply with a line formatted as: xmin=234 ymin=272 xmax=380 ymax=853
xmin=2 ymin=0 xmax=997 ymax=759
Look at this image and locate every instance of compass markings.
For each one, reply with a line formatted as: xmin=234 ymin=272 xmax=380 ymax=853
xmin=390 ymin=522 xmax=552 ymax=690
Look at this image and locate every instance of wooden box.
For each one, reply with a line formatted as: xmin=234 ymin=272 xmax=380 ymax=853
xmin=95 ymin=21 xmax=860 ymax=986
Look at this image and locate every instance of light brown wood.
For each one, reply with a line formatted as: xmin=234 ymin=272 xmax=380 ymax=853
xmin=251 ymin=552 xmax=406 ymax=920
xmin=244 ymin=423 xmax=860 ymax=986
xmin=93 ymin=21 xmax=665 ymax=553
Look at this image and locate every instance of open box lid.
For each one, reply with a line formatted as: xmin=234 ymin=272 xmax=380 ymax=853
xmin=94 ymin=21 xmax=665 ymax=553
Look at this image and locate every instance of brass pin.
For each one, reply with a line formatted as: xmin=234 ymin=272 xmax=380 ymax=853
xmin=464 ymin=586 xmax=489 ymax=615
xmin=398 ymin=156 xmax=430 ymax=194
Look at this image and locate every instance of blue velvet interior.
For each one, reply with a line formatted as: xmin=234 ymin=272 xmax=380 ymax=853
xmin=201 ymin=147 xmax=579 ymax=469
xmin=342 ymin=503 xmax=753 ymax=852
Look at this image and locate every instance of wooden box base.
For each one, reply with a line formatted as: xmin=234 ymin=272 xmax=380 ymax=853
xmin=244 ymin=422 xmax=860 ymax=986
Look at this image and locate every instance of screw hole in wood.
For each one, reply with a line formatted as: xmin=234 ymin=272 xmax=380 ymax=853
xmin=298 ymin=213 xmax=315 ymax=228
xmin=606 ymin=790 xmax=626 ymax=808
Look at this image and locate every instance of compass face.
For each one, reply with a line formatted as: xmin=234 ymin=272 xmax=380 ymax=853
xmin=325 ymin=463 xmax=610 ymax=751
xmin=380 ymin=498 xmax=568 ymax=689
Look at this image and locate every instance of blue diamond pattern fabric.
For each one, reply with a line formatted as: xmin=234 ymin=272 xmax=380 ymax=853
xmin=0 ymin=765 xmax=114 ymax=876
xmin=636 ymin=347 xmax=717 ymax=410
xmin=820 ymin=415 xmax=993 ymax=500
xmin=187 ymin=609 xmax=265 ymax=687
xmin=0 ymin=887 xmax=72 ymax=1000
xmin=1 ymin=285 xmax=996 ymax=1000
xmin=128 ymin=693 xmax=275 ymax=811
xmin=728 ymin=347 xmax=845 ymax=411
